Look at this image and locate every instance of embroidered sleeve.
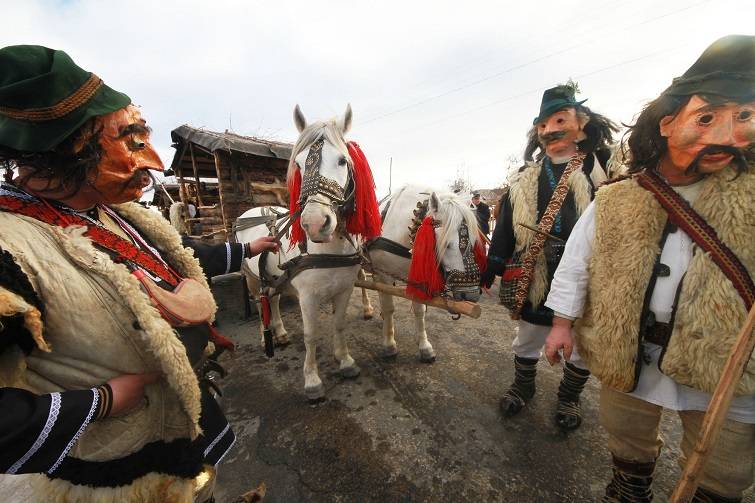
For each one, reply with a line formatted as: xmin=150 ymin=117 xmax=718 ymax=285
xmin=181 ymin=237 xmax=244 ymax=278
xmin=0 ymin=388 xmax=98 ymax=475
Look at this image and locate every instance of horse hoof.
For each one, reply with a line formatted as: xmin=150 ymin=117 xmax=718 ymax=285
xmin=305 ymin=383 xmax=325 ymax=402
xmin=380 ymin=346 xmax=398 ymax=360
xmin=419 ymin=349 xmax=436 ymax=363
xmin=340 ymin=365 xmax=361 ymax=379
xmin=363 ymin=312 xmax=374 ymax=320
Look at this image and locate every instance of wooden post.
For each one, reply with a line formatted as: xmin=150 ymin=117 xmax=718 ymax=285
xmin=176 ymin=151 xmax=189 ymax=212
xmin=189 ymin=143 xmax=204 ymax=207
xmin=213 ymin=151 xmax=229 ymax=241
xmin=669 ymin=304 xmax=755 ymax=502
xmin=354 ymin=280 xmax=481 ymax=319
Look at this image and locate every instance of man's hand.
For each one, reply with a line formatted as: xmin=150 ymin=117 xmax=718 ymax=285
xmin=544 ymin=317 xmax=574 ymax=365
xmin=107 ymin=372 xmax=161 ymax=417
xmin=246 ymin=236 xmax=280 ymax=257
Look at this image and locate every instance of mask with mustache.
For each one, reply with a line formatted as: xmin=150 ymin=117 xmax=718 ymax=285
xmin=660 ymin=95 xmax=755 ymax=176
xmin=536 ymin=107 xmax=589 ymax=162
xmin=82 ymin=105 xmax=164 ymax=204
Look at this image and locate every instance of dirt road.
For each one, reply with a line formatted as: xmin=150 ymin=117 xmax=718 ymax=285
xmin=209 ymin=274 xmax=753 ymax=503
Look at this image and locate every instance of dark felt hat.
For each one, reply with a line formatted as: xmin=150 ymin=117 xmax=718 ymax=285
xmin=532 ymin=85 xmax=587 ymax=125
xmin=663 ymin=34 xmax=755 ymax=100
xmin=0 ymin=45 xmax=131 ymax=152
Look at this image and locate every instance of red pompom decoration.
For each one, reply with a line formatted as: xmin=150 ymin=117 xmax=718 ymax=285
xmin=287 ymin=167 xmax=305 ymax=249
xmin=346 ymin=142 xmax=381 ymax=240
xmin=474 ymin=238 xmax=487 ymax=272
xmin=406 ymin=216 xmax=445 ymax=301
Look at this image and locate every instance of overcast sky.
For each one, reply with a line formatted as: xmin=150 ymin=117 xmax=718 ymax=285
xmin=2 ymin=0 xmax=753 ymax=198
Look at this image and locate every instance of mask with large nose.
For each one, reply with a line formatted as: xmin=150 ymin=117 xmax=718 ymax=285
xmin=292 ymin=105 xmax=353 ymax=243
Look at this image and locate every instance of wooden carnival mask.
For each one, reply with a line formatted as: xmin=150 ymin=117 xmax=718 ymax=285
xmin=85 ymin=105 xmax=164 ymax=204
xmin=536 ymin=107 xmax=589 ymax=163
xmin=660 ymin=95 xmax=754 ymax=175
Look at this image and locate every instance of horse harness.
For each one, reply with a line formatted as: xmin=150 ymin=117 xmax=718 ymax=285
xmin=252 ymin=136 xmax=363 ymax=296
xmin=363 ymin=198 xmax=481 ymax=295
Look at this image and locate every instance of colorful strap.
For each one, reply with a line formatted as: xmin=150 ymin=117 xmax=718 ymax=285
xmin=0 ymin=195 xmax=179 ymax=287
xmin=636 ymin=169 xmax=753 ymax=310
xmin=512 ymin=152 xmax=587 ymax=317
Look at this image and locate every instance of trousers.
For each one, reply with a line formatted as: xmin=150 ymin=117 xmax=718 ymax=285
xmin=599 ymin=385 xmax=755 ymax=499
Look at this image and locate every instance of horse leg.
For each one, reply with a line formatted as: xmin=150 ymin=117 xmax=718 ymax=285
xmin=333 ymin=288 xmax=360 ymax=378
xmin=270 ymin=294 xmax=289 ymax=347
xmin=254 ymin=295 xmax=266 ymax=347
xmin=411 ymin=301 xmax=436 ymax=363
xmin=300 ymin=297 xmax=325 ymax=402
xmin=378 ymin=292 xmax=398 ymax=359
xmin=358 ymin=269 xmax=374 ymax=320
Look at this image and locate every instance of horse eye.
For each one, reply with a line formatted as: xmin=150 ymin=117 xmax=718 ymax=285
xmin=338 ymin=157 xmax=347 ymax=166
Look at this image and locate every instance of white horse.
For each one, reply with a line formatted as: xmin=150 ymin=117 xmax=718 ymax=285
xmin=237 ymin=104 xmax=380 ymax=401
xmin=365 ymin=185 xmax=484 ymax=362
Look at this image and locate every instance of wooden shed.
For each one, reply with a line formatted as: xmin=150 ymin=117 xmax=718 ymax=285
xmin=167 ymin=125 xmax=293 ymax=242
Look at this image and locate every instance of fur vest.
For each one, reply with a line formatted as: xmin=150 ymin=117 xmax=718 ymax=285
xmin=0 ymin=202 xmax=216 ymax=501
xmin=508 ymin=157 xmax=596 ymax=306
xmin=575 ymin=166 xmax=755 ymax=395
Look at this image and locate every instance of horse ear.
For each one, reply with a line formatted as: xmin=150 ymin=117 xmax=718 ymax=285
xmin=429 ymin=192 xmax=440 ymax=213
xmin=294 ymin=104 xmax=307 ymax=133
xmin=338 ymin=104 xmax=352 ymax=135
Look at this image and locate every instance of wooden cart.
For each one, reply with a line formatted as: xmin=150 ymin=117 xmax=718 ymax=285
xmin=165 ymin=125 xmax=293 ymax=242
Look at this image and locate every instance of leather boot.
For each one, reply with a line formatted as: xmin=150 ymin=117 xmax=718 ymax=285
xmin=555 ymin=362 xmax=590 ymax=431
xmin=499 ymin=356 xmax=537 ymax=417
xmin=603 ymin=456 xmax=655 ymax=502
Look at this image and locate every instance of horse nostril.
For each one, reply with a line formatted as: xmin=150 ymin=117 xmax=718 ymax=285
xmin=323 ymin=214 xmax=331 ymax=230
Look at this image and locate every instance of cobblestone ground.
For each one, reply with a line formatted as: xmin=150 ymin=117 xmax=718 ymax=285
xmin=209 ymin=274 xmax=753 ymax=503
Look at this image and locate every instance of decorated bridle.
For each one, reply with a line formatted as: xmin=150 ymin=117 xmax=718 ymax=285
xmin=298 ymin=136 xmax=355 ymax=217
xmin=406 ymin=199 xmax=485 ymax=301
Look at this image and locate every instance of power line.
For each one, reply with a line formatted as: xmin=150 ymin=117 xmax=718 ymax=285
xmin=391 ymin=44 xmax=683 ymax=140
xmin=355 ymin=0 xmax=710 ymax=128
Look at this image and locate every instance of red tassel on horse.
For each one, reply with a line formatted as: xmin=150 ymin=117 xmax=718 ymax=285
xmin=474 ymin=238 xmax=487 ymax=272
xmin=346 ymin=142 xmax=381 ymax=240
xmin=406 ymin=216 xmax=445 ymax=301
xmin=287 ymin=167 xmax=305 ymax=249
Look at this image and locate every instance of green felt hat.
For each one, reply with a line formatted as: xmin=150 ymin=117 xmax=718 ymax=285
xmin=0 ymin=45 xmax=131 ymax=152
xmin=532 ymin=85 xmax=587 ymax=125
xmin=663 ymin=34 xmax=755 ymax=100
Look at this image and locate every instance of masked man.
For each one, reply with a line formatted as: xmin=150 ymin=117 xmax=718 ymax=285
xmin=0 ymin=46 xmax=276 ymax=502
xmin=481 ymin=83 xmax=618 ymax=431
xmin=545 ymin=35 xmax=754 ymax=501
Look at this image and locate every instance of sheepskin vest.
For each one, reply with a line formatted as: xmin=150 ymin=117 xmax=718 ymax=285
xmin=508 ymin=158 xmax=594 ymax=307
xmin=575 ymin=165 xmax=755 ymax=395
xmin=0 ymin=201 xmax=216 ymax=501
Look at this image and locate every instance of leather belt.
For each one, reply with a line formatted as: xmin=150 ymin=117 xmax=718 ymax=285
xmin=644 ymin=322 xmax=672 ymax=347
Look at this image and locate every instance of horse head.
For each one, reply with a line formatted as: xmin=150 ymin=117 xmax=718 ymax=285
xmin=430 ymin=192 xmax=485 ymax=302
xmin=408 ymin=192 xmax=485 ymax=302
xmin=288 ymin=104 xmax=354 ymax=243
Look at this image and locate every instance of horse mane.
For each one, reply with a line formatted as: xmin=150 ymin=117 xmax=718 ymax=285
xmin=433 ymin=193 xmax=480 ymax=262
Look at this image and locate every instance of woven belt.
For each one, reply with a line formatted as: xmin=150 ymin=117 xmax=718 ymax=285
xmin=644 ymin=322 xmax=672 ymax=347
